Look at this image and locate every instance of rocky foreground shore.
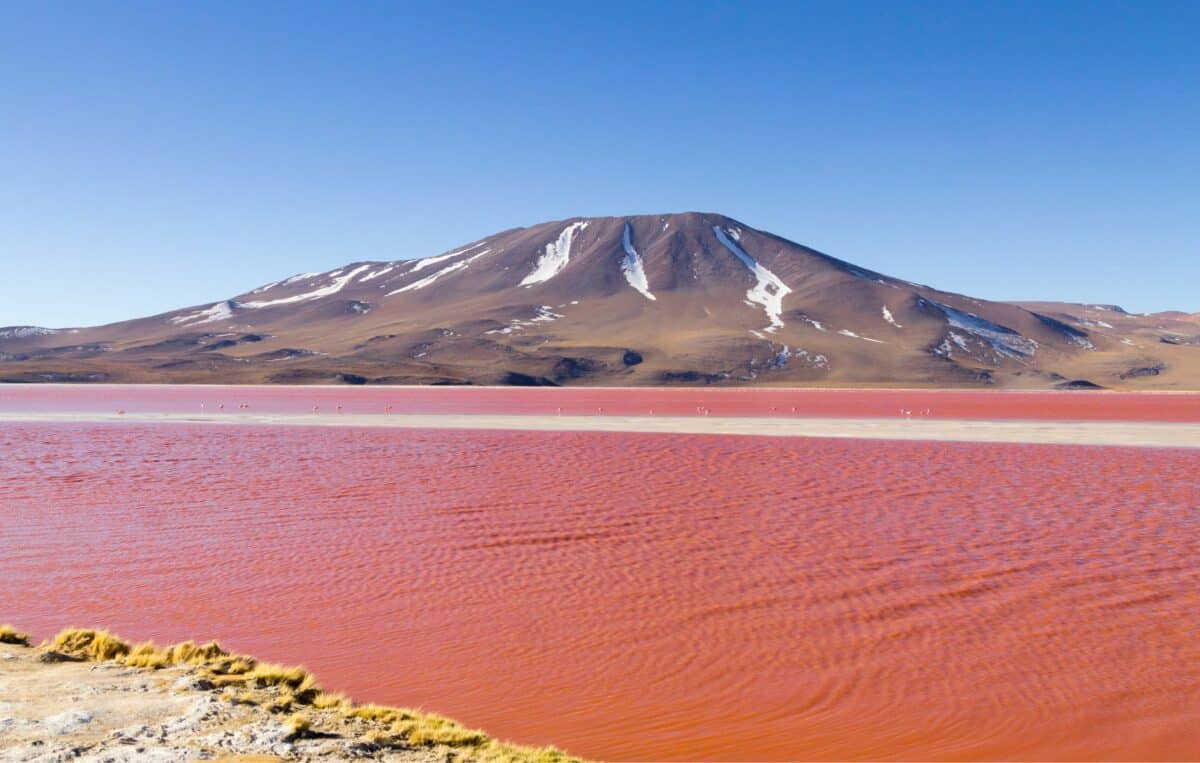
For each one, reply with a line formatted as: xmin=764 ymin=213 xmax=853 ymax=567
xmin=0 ymin=627 xmax=579 ymax=763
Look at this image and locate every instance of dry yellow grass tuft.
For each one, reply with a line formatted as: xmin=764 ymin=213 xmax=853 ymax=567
xmin=343 ymin=704 xmax=578 ymax=761
xmin=167 ymin=640 xmax=228 ymax=665
xmin=0 ymin=624 xmax=31 ymax=646
xmin=311 ymin=691 xmax=349 ymax=710
xmin=52 ymin=628 xmax=131 ymax=661
xmin=263 ymin=694 xmax=295 ymax=713
xmin=283 ymin=713 xmax=312 ymax=741
xmin=122 ymin=641 xmax=172 ymax=669
xmin=244 ymin=662 xmax=308 ymax=688
xmin=221 ymin=690 xmax=261 ymax=706
xmin=397 ymin=712 xmax=488 ymax=748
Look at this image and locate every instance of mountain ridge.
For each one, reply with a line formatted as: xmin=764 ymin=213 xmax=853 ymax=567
xmin=3 ymin=212 xmax=1197 ymax=388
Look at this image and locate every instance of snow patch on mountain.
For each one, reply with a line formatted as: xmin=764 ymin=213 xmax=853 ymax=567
xmin=0 ymin=326 xmax=61 ymax=339
xmin=361 ymin=265 xmax=395 ymax=282
xmin=410 ymin=241 xmax=488 ymax=273
xmin=771 ymin=345 xmax=829 ymax=369
xmin=388 ymin=250 xmax=490 ymax=295
xmin=620 ymin=223 xmax=656 ymax=301
xmin=249 ymin=280 xmax=281 ymax=295
xmin=171 ymin=302 xmax=236 ymax=326
xmin=882 ymin=306 xmax=902 ymax=327
xmin=486 ymin=305 xmax=563 ymax=334
xmin=838 ymin=329 xmax=885 ymax=344
xmin=922 ymin=298 xmax=1038 ymax=359
xmin=520 ymin=222 xmax=589 ymax=286
xmin=713 ymin=226 xmax=792 ymax=333
xmin=242 ymin=265 xmax=371 ymax=309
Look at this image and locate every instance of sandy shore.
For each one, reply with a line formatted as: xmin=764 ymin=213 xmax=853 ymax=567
xmin=0 ymin=636 xmax=575 ymax=763
xmin=1 ymin=411 xmax=1197 ymax=448
xmin=0 ymin=642 xmax=437 ymax=763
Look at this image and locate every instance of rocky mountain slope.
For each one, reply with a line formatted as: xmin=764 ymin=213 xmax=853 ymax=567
xmin=2 ymin=212 xmax=1196 ymax=388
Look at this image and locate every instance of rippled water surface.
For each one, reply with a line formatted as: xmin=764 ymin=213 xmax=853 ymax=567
xmin=2 ymin=422 xmax=1198 ymax=760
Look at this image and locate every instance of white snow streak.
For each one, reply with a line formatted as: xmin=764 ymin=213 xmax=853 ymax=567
xmin=520 ymin=222 xmax=589 ymax=286
xmin=388 ymin=250 xmax=490 ymax=295
xmin=410 ymin=241 xmax=488 ymax=273
xmin=171 ymin=302 xmax=235 ymax=326
xmin=712 ymin=226 xmax=792 ymax=333
xmin=620 ymin=223 xmax=656 ymax=300
xmin=249 ymin=280 xmax=282 ymax=295
xmin=882 ymin=305 xmax=902 ymax=327
xmin=361 ymin=265 xmax=395 ymax=282
xmin=241 ymin=265 xmax=371 ymax=309
xmin=838 ymin=329 xmax=886 ymax=344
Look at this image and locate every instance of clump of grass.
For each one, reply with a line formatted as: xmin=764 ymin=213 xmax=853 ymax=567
xmin=0 ymin=624 xmax=31 ymax=646
xmin=397 ymin=712 xmax=488 ymax=748
xmin=122 ymin=641 xmax=172 ymax=669
xmin=283 ymin=713 xmax=312 ymax=741
xmin=167 ymin=640 xmax=228 ymax=665
xmin=204 ymin=654 xmax=257 ymax=676
xmin=239 ymin=663 xmax=321 ymax=703
xmin=472 ymin=746 xmax=580 ymax=763
xmin=222 ymin=690 xmax=261 ymax=706
xmin=346 ymin=703 xmax=411 ymax=725
xmin=359 ymin=728 xmax=404 ymax=748
xmin=264 ymin=692 xmax=298 ymax=713
xmin=246 ymin=662 xmax=311 ymax=689
xmin=52 ymin=628 xmax=131 ymax=661
xmin=311 ymin=691 xmax=349 ymax=710
xmin=342 ymin=704 xmax=577 ymax=761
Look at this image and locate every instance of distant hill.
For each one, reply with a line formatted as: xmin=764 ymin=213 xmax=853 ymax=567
xmin=3 ymin=212 xmax=1197 ymax=388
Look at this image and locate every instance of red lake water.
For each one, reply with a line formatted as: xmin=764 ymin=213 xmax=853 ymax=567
xmin=1 ymin=389 xmax=1198 ymax=760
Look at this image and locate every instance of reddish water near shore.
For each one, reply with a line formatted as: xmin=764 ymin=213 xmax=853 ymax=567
xmin=2 ymin=383 xmax=1199 ymax=421
xmin=2 ymin=415 xmax=1198 ymax=760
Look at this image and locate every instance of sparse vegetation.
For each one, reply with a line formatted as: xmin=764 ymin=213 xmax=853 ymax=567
xmin=123 ymin=641 xmax=172 ymax=669
xmin=0 ymin=624 xmax=31 ymax=646
xmin=311 ymin=690 xmax=349 ymax=709
xmin=14 ymin=625 xmax=583 ymax=762
xmin=284 ymin=713 xmax=312 ymax=740
xmin=51 ymin=628 xmax=131 ymax=660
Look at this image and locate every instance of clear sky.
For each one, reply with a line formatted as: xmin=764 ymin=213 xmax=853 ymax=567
xmin=2 ymin=1 xmax=1197 ymax=327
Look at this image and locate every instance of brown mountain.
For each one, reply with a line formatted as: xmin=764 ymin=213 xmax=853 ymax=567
xmin=3 ymin=212 xmax=1197 ymax=388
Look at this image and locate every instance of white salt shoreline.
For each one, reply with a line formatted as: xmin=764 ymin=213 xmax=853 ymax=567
xmin=1 ymin=411 xmax=1197 ymax=449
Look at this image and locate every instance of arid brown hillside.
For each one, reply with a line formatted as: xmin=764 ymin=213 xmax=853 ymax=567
xmin=2 ymin=213 xmax=1197 ymax=388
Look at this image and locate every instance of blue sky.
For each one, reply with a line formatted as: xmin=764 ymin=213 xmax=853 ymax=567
xmin=2 ymin=1 xmax=1197 ymax=327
